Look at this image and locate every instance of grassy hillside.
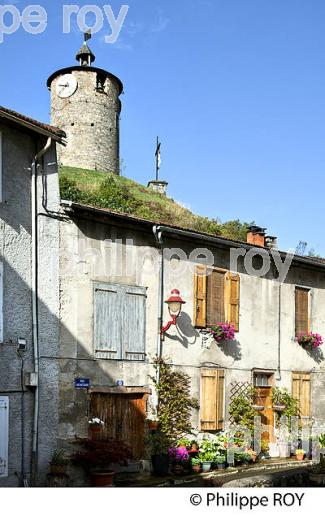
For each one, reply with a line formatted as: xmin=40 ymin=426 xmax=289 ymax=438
xmin=59 ymin=166 xmax=251 ymax=241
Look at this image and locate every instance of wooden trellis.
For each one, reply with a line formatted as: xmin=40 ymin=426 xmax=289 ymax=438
xmin=228 ymin=381 xmax=254 ymax=425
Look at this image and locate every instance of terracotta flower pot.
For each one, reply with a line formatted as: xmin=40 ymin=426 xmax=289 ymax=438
xmin=147 ymin=421 xmax=159 ymax=431
xmin=90 ymin=471 xmax=115 ymax=487
xmin=89 ymin=425 xmax=102 ymax=440
xmin=191 ymin=464 xmax=201 ymax=473
xmin=296 ymin=453 xmax=304 ymax=461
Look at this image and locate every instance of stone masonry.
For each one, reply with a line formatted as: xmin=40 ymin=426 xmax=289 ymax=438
xmin=48 ymin=68 xmax=122 ymax=174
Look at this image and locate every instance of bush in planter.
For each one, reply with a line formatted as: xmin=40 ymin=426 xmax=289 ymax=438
xmin=50 ymin=450 xmax=69 ymax=474
xmin=191 ymin=457 xmax=201 ymax=473
xmin=146 ymin=431 xmax=170 ymax=476
xmin=215 ymin=455 xmax=226 ymax=469
xmin=235 ymin=452 xmax=252 ymax=466
xmin=168 ymin=446 xmax=190 ymax=475
xmin=72 ymin=438 xmax=132 ymax=476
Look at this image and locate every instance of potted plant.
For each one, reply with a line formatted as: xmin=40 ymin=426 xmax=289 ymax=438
xmin=215 ymin=455 xmax=226 ymax=470
xmin=190 ymin=457 xmax=201 ymax=473
xmin=295 ymin=449 xmax=305 ymax=461
xmin=148 ymin=431 xmax=170 ymax=476
xmin=246 ymin=449 xmax=257 ymax=463
xmin=49 ymin=450 xmax=69 ymax=475
xmin=168 ymin=446 xmax=190 ymax=475
xmin=199 ymin=451 xmax=215 ymax=472
xmin=176 ymin=438 xmax=191 ymax=449
xmin=296 ymin=332 xmax=323 ymax=351
xmin=272 ymin=388 xmax=287 ymax=412
xmin=88 ymin=417 xmax=104 ymax=439
xmin=235 ymin=452 xmax=252 ymax=466
xmin=72 ymin=438 xmax=132 ymax=487
xmin=208 ymin=322 xmax=236 ymax=345
xmin=190 ymin=440 xmax=199 ymax=452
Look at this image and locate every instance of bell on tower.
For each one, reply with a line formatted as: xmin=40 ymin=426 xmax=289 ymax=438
xmin=76 ymin=32 xmax=95 ymax=67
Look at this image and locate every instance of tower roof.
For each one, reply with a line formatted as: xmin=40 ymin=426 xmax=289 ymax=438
xmin=76 ymin=42 xmax=95 ymax=66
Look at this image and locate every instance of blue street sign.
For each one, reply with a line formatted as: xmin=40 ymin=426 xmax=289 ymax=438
xmin=75 ymin=378 xmax=90 ymax=389
xmin=116 ymin=380 xmax=124 ymax=387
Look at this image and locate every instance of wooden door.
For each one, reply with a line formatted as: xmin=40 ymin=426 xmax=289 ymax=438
xmin=91 ymin=392 xmax=148 ymax=460
xmin=256 ymin=387 xmax=274 ymax=443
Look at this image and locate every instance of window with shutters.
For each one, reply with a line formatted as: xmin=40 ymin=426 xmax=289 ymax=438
xmin=194 ymin=266 xmax=240 ymax=331
xmin=295 ymin=287 xmax=310 ymax=336
xmin=94 ymin=282 xmax=146 ymax=361
xmin=0 ymin=396 xmax=9 ymax=478
xmin=292 ymin=372 xmax=311 ymax=418
xmin=200 ymin=369 xmax=225 ymax=431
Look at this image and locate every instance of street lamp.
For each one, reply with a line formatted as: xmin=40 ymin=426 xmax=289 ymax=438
xmin=161 ymin=289 xmax=186 ymax=335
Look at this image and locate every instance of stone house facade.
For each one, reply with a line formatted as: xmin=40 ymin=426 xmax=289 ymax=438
xmin=57 ymin=202 xmax=325 ymax=466
xmin=0 ymin=106 xmax=65 ymax=486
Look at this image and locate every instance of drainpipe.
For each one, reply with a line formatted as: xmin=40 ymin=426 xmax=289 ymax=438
xmin=31 ymin=137 xmax=52 ymax=485
xmin=276 ymin=282 xmax=282 ymax=381
xmin=152 ymin=225 xmax=164 ymax=388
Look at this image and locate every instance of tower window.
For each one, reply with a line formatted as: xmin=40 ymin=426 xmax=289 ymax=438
xmin=96 ymin=72 xmax=106 ymax=92
xmin=91 ymin=123 xmax=94 ymax=127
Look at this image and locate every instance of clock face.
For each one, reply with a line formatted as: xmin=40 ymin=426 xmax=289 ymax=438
xmin=56 ymin=74 xmax=78 ymax=98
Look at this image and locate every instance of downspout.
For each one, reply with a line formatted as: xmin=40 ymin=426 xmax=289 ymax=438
xmin=31 ymin=137 xmax=52 ymax=485
xmin=276 ymin=281 xmax=282 ymax=381
xmin=152 ymin=225 xmax=164 ymax=387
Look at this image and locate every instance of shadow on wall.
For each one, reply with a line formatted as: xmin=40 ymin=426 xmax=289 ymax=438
xmin=0 ymin=256 xmax=148 ymax=488
xmin=303 ymin=346 xmax=325 ymax=364
xmin=164 ymin=312 xmax=200 ymax=349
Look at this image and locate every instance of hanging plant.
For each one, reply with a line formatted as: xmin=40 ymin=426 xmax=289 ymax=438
xmin=296 ymin=332 xmax=323 ymax=351
xmin=208 ymin=322 xmax=235 ymax=344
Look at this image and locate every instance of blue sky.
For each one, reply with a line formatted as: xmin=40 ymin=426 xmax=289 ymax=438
xmin=1 ymin=0 xmax=325 ymax=255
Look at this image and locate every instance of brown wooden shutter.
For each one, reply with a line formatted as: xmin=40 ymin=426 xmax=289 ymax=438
xmin=206 ymin=271 xmax=225 ymax=326
xmin=295 ymin=288 xmax=309 ymax=335
xmin=225 ymin=273 xmax=240 ymax=332
xmin=292 ymin=372 xmax=311 ymax=418
xmin=200 ymin=369 xmax=225 ymax=431
xmin=194 ymin=266 xmax=207 ymax=327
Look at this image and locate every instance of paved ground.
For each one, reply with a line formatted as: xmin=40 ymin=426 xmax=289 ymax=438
xmin=115 ymin=458 xmax=316 ymax=487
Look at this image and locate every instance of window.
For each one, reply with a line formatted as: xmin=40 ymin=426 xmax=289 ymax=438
xmin=292 ymin=372 xmax=311 ymax=418
xmin=94 ymin=282 xmax=146 ymax=361
xmin=0 ymin=397 xmax=9 ymax=478
xmin=295 ymin=287 xmax=310 ymax=335
xmin=253 ymin=371 xmax=274 ymax=388
xmin=200 ymin=369 xmax=225 ymax=431
xmin=194 ymin=266 xmax=240 ymax=331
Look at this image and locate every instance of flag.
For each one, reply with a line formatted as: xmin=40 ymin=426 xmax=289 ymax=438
xmin=155 ymin=140 xmax=161 ymax=170
xmin=84 ymin=31 xmax=92 ymax=42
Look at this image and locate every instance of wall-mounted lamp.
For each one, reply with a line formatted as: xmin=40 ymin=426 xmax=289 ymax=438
xmin=161 ymin=289 xmax=186 ymax=335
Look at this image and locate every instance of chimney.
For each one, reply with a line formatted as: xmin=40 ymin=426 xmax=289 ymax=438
xmin=265 ymin=235 xmax=278 ymax=250
xmin=247 ymin=225 xmax=267 ymax=247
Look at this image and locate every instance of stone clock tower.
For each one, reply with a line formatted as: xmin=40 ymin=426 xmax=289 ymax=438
xmin=47 ymin=36 xmax=123 ymax=174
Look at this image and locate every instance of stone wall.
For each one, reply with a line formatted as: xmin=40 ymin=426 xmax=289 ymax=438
xmin=49 ymin=69 xmax=121 ymax=174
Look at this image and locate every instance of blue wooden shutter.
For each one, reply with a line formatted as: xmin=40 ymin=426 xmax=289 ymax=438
xmin=0 ymin=397 xmax=9 ymax=478
xmin=94 ymin=284 xmax=122 ymax=359
xmin=122 ymin=286 xmax=146 ymax=361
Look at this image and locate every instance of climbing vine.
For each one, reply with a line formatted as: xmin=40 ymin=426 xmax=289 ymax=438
xmin=150 ymin=358 xmax=198 ymax=444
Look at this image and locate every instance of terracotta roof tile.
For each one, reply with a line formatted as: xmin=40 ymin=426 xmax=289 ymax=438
xmin=0 ymin=105 xmax=65 ymax=141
